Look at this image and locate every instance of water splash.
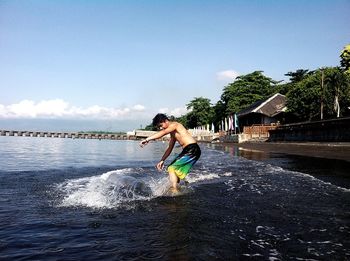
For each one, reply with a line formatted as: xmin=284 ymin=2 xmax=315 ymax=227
xmin=55 ymin=165 xmax=228 ymax=209
xmin=56 ymin=169 xmax=146 ymax=209
xmin=55 ymin=168 xmax=187 ymax=209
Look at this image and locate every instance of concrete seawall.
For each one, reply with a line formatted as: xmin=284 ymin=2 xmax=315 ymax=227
xmin=269 ymin=117 xmax=350 ymax=142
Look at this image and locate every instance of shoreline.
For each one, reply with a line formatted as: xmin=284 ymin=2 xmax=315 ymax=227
xmin=209 ymin=141 xmax=350 ymax=162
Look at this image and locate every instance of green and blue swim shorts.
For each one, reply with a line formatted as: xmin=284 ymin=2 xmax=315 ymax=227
xmin=167 ymin=143 xmax=201 ymax=180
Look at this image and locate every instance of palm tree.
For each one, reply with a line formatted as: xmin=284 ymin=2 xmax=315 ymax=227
xmin=325 ymin=68 xmax=348 ymax=118
xmin=285 ymin=69 xmax=312 ymax=83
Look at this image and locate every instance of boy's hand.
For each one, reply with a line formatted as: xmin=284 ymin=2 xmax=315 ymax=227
xmin=156 ymin=160 xmax=164 ymax=171
xmin=139 ymin=139 xmax=149 ymax=147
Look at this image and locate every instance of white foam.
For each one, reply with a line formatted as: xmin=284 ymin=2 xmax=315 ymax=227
xmin=186 ymin=172 xmax=220 ymax=183
xmin=242 ymin=253 xmax=263 ymax=257
xmin=261 ymin=163 xmax=350 ymax=193
xmin=100 ymin=168 xmax=134 ymax=180
xmin=57 ymin=168 xmax=154 ymax=209
xmin=58 ymin=175 xmax=110 ymax=208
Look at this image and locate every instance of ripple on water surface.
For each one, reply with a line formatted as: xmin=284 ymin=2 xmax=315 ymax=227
xmin=0 ymin=139 xmax=349 ymax=260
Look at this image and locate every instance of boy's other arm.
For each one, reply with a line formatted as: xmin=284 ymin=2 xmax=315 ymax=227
xmin=160 ymin=135 xmax=176 ymax=162
xmin=157 ymin=135 xmax=176 ymax=170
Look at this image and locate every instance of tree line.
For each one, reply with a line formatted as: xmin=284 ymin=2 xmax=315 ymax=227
xmin=145 ymin=44 xmax=350 ymax=130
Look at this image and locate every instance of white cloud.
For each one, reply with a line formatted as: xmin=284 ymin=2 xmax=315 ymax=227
xmin=170 ymin=107 xmax=188 ymax=117
xmin=0 ymin=99 xmax=147 ymax=119
xmin=0 ymin=104 xmax=6 ymax=116
xmin=6 ymin=99 xmax=69 ymax=118
xmin=158 ymin=107 xmax=188 ymax=117
xmin=216 ymin=70 xmax=240 ymax=82
xmin=132 ymin=104 xmax=145 ymax=111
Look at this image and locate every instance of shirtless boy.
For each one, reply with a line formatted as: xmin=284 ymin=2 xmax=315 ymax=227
xmin=139 ymin=113 xmax=201 ymax=192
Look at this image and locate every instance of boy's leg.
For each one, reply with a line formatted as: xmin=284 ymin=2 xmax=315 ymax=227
xmin=168 ymin=169 xmax=179 ymax=192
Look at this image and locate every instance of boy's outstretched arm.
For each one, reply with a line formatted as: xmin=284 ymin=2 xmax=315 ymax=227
xmin=139 ymin=124 xmax=176 ymax=147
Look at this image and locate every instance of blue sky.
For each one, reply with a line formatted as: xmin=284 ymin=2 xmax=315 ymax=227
xmin=0 ymin=0 xmax=349 ymax=131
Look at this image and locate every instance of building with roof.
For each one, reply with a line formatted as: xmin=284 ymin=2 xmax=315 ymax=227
xmin=237 ymin=93 xmax=288 ymax=127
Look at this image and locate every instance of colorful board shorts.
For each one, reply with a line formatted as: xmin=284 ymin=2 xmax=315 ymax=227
xmin=167 ymin=143 xmax=201 ymax=180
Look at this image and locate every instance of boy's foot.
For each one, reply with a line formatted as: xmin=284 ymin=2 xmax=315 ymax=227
xmin=167 ymin=187 xmax=179 ymax=195
xmin=169 ymin=187 xmax=179 ymax=193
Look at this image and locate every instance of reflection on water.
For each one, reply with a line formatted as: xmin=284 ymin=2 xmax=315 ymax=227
xmin=209 ymin=143 xmax=350 ymax=189
xmin=208 ymin=143 xmax=270 ymax=160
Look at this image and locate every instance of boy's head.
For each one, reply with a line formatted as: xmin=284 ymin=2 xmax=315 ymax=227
xmin=152 ymin=113 xmax=169 ymax=128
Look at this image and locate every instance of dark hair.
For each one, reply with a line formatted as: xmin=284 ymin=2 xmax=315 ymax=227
xmin=152 ymin=113 xmax=169 ymax=127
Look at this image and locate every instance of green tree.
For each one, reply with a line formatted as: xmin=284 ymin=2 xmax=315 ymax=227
xmin=274 ymin=82 xmax=291 ymax=95
xmin=143 ymin=123 xmax=157 ymax=131
xmin=287 ymin=67 xmax=350 ymax=121
xmin=175 ymin=115 xmax=188 ymax=128
xmin=324 ymin=67 xmax=350 ymax=118
xmin=340 ymin=44 xmax=350 ymax=75
xmin=286 ymin=70 xmax=323 ymax=121
xmin=212 ymin=100 xmax=226 ymax=130
xmin=221 ymin=71 xmax=278 ymax=114
xmin=186 ymin=97 xmax=213 ymax=128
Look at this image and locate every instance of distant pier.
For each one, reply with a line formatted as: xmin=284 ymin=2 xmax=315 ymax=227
xmin=0 ymin=129 xmax=219 ymax=142
xmin=0 ymin=130 xmax=128 ymax=140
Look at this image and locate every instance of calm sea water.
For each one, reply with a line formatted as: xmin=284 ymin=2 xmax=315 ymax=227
xmin=0 ymin=136 xmax=349 ymax=260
